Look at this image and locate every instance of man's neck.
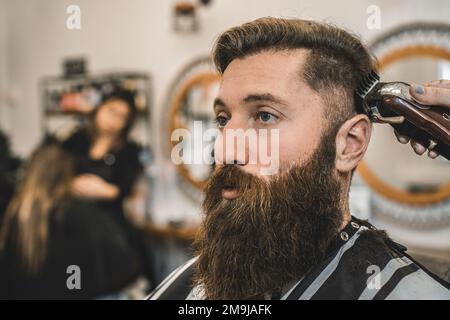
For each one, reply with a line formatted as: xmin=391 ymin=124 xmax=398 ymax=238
xmin=340 ymin=210 xmax=352 ymax=231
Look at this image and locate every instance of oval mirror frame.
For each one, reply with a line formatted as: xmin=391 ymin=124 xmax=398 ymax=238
xmin=358 ymin=23 xmax=450 ymax=205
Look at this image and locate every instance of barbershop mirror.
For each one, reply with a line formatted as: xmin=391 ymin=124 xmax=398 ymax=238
xmin=166 ymin=58 xmax=220 ymax=196
xmin=361 ymin=56 xmax=450 ymax=199
xmin=358 ymin=23 xmax=450 ymax=222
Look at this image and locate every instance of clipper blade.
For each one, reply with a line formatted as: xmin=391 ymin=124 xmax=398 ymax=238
xmin=356 ymin=69 xmax=380 ymax=99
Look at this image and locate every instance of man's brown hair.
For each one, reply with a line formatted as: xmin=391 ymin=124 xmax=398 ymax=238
xmin=212 ymin=17 xmax=377 ymax=128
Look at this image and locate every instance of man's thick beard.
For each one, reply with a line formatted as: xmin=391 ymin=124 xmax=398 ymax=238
xmin=194 ymin=130 xmax=345 ymax=300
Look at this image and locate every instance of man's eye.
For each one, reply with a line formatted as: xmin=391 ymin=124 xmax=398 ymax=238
xmin=257 ymin=111 xmax=277 ymax=124
xmin=214 ymin=116 xmax=229 ymax=128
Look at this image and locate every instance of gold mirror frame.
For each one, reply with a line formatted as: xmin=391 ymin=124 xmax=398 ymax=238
xmin=357 ymin=45 xmax=450 ymax=205
xmin=168 ymin=71 xmax=220 ymax=191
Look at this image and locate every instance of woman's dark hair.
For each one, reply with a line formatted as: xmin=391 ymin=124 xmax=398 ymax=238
xmin=88 ymin=88 xmax=137 ymax=150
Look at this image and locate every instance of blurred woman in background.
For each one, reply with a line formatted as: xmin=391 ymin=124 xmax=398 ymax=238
xmin=0 ymin=142 xmax=141 ymax=299
xmin=63 ymin=89 xmax=142 ymax=210
xmin=63 ymin=88 xmax=155 ymax=289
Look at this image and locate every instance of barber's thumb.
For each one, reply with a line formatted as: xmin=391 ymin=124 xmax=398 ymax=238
xmin=410 ymin=83 xmax=450 ymax=107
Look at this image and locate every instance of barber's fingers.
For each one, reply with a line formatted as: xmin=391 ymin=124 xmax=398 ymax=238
xmin=394 ymin=129 xmax=410 ymax=144
xmin=410 ymin=139 xmax=426 ymax=155
xmin=394 ymin=129 xmax=427 ymax=155
xmin=427 ymin=79 xmax=450 ymax=89
xmin=409 ymin=83 xmax=450 ymax=107
xmin=394 ymin=130 xmax=440 ymax=158
xmin=428 ymin=149 xmax=440 ymax=159
xmin=394 ymin=130 xmax=427 ymax=155
xmin=409 ymin=138 xmax=441 ymax=158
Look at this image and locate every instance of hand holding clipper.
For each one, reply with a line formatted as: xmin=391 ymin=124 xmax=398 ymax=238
xmin=356 ymin=72 xmax=450 ymax=161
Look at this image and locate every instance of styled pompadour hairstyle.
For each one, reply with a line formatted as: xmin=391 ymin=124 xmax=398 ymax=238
xmin=212 ymin=17 xmax=377 ymax=129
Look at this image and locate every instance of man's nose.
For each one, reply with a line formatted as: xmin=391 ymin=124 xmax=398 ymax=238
xmin=214 ymin=121 xmax=249 ymax=166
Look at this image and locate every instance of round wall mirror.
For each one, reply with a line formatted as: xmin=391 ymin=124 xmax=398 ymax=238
xmin=165 ymin=57 xmax=219 ymax=198
xmin=358 ymin=23 xmax=450 ymax=211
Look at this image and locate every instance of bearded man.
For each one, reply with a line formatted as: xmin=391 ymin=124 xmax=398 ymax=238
xmin=148 ymin=17 xmax=450 ymax=300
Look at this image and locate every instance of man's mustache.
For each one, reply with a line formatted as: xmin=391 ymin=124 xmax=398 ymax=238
xmin=208 ymin=165 xmax=258 ymax=192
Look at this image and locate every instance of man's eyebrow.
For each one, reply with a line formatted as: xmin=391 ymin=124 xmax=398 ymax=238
xmin=213 ymin=97 xmax=226 ymax=109
xmin=213 ymin=93 xmax=289 ymax=110
xmin=243 ymin=93 xmax=288 ymax=107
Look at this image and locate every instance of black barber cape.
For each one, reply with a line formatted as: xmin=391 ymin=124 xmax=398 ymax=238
xmin=146 ymin=216 xmax=450 ymax=300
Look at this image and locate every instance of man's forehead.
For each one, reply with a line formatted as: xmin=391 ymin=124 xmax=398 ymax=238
xmin=218 ymin=49 xmax=309 ymax=98
xmin=222 ymin=49 xmax=308 ymax=81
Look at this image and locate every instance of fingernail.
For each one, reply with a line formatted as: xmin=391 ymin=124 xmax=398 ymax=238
xmin=398 ymin=136 xmax=409 ymax=144
xmin=412 ymin=142 xmax=426 ymax=154
xmin=428 ymin=150 xmax=439 ymax=159
xmin=413 ymin=84 xmax=425 ymax=95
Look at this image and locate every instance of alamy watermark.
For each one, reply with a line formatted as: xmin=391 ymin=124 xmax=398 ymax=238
xmin=171 ymin=121 xmax=280 ymax=175
xmin=366 ymin=5 xmax=381 ymax=30
xmin=66 ymin=265 xmax=81 ymax=290
xmin=366 ymin=264 xmax=382 ymax=290
xmin=66 ymin=5 xmax=81 ymax=30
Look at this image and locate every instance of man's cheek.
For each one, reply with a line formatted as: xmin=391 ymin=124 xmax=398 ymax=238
xmin=279 ymin=130 xmax=320 ymax=167
xmin=251 ymin=127 xmax=280 ymax=176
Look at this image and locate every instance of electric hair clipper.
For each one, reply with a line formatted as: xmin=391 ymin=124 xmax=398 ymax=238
xmin=356 ymin=70 xmax=450 ymax=161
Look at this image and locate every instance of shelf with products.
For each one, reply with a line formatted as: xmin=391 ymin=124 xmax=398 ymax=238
xmin=39 ymin=71 xmax=153 ymax=145
xmin=39 ymin=70 xmax=156 ymax=222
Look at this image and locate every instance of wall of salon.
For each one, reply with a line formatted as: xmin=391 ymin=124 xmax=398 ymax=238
xmin=0 ymin=0 xmax=450 ymax=258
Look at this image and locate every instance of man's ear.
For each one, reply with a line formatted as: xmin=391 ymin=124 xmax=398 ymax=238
xmin=335 ymin=114 xmax=372 ymax=173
